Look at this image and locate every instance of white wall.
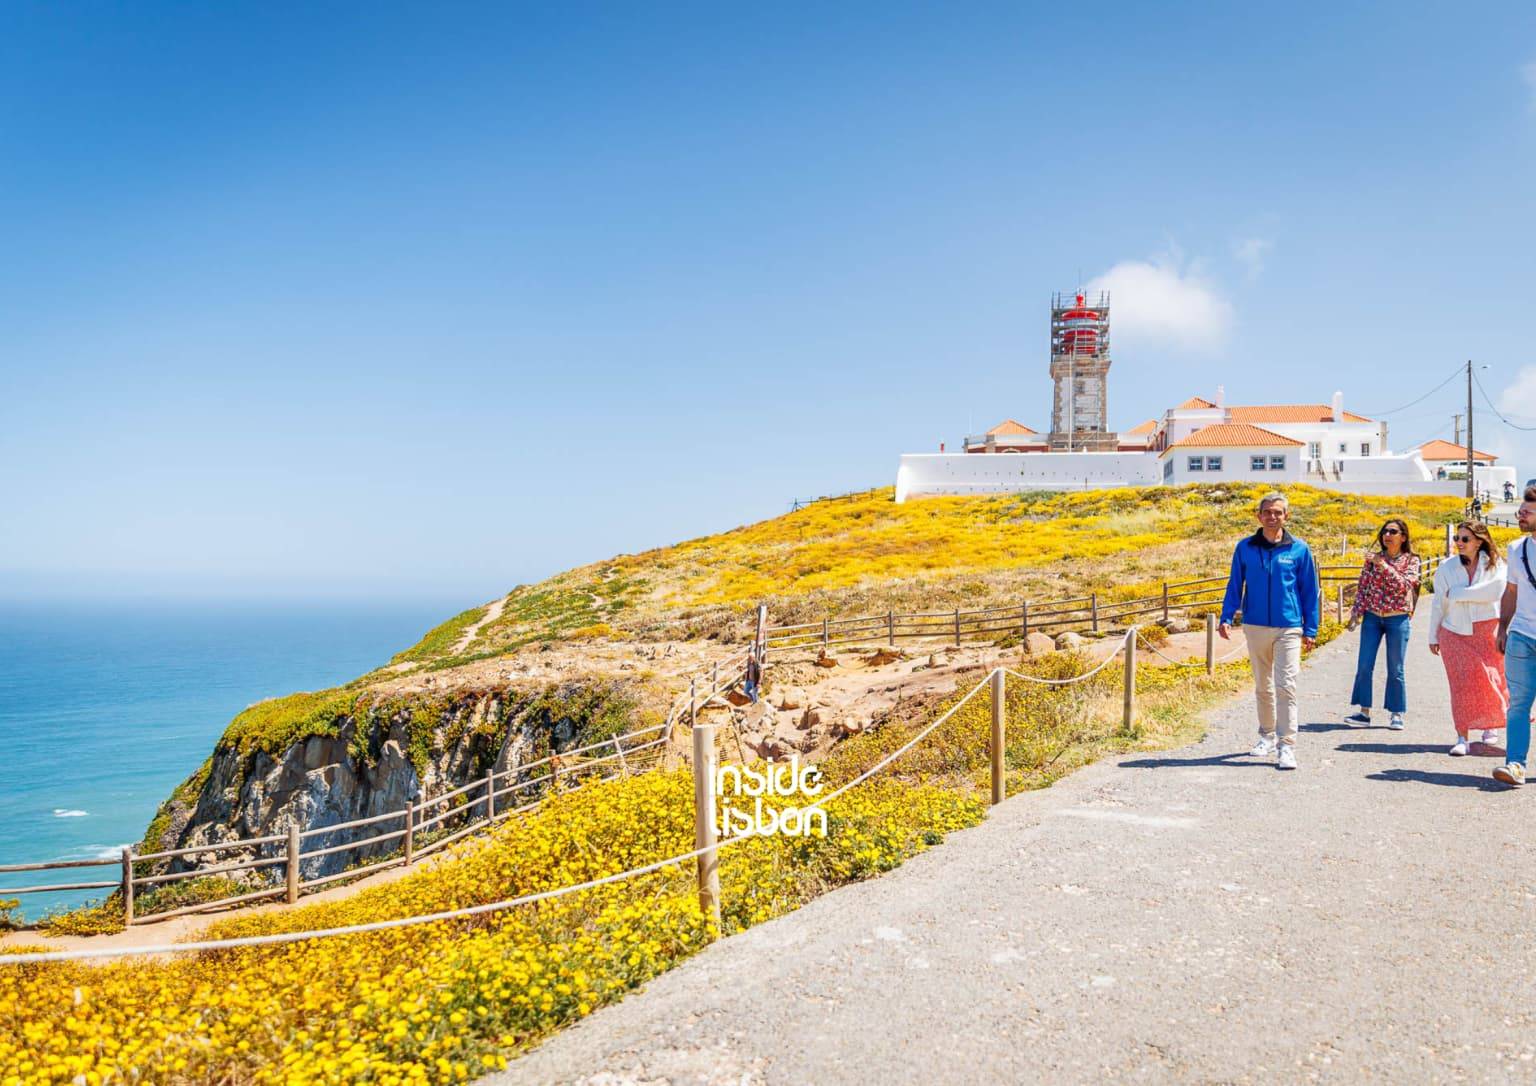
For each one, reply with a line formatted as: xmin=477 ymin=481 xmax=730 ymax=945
xmin=1266 ymin=421 xmax=1384 ymax=457
xmin=895 ymin=452 xmax=1161 ymax=502
xmin=1161 ymin=445 xmax=1305 ymax=487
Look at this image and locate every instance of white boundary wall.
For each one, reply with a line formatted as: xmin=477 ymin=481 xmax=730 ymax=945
xmin=895 ymin=452 xmax=1160 ymax=502
xmin=895 ymin=452 xmax=1516 ymax=503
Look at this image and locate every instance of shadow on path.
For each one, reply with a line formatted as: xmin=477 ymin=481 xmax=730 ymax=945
xmin=1119 ymin=752 xmax=1271 ymax=770
xmin=1300 ymin=722 xmax=1364 ymax=733
xmin=1337 ymin=742 xmax=1453 ymax=756
xmin=1366 ymin=767 xmax=1503 ymax=791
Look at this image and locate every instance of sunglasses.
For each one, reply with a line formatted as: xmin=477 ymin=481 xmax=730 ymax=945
xmin=1457 ymin=535 xmax=1476 ymax=543
xmin=1381 ymin=527 xmax=1401 ymax=535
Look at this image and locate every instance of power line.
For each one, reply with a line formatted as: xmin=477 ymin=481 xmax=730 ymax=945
xmin=1360 ymin=364 xmax=1465 ymax=418
xmin=1472 ymin=368 xmax=1536 ymax=432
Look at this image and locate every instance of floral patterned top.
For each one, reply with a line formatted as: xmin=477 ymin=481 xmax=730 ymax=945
xmin=1350 ymin=552 xmax=1422 ymax=622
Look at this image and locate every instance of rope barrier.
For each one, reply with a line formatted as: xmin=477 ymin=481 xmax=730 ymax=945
xmin=0 ymin=619 xmax=1264 ymax=964
xmin=0 ymin=667 xmax=1007 ymax=966
xmin=1001 ymin=630 xmax=1132 ymax=686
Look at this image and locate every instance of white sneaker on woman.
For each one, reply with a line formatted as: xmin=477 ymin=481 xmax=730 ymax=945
xmin=1249 ymin=735 xmax=1277 ymax=758
xmin=1449 ymin=738 xmax=1469 ymax=757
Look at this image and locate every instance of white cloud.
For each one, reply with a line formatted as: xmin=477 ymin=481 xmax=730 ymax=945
xmin=1488 ymin=366 xmax=1536 ymax=480
xmin=1233 ymin=237 xmax=1273 ymax=281
xmin=1086 ymin=259 xmax=1233 ymax=353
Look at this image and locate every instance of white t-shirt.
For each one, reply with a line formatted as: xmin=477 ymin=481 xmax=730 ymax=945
xmin=1506 ymin=539 xmax=1536 ymax=641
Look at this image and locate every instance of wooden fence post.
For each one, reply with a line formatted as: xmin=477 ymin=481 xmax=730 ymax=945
xmin=1205 ymin=613 xmax=1216 ymax=675
xmin=1445 ymin=522 xmax=1454 ymax=557
xmin=711 ymin=661 xmax=719 ymax=691
xmin=1335 ymin=585 xmax=1344 ymax=623
xmin=1091 ymin=594 xmax=1099 ymax=633
xmin=821 ymin=618 xmax=829 ymax=652
xmin=121 ymin=848 xmax=134 ymax=926
xmin=689 ymin=678 xmax=697 ymax=727
xmin=404 ymin=800 xmax=415 ymax=865
xmin=613 ymin=736 xmax=629 ymax=777
xmin=1122 ymin=630 xmax=1137 ymax=733
xmin=888 ymin=609 xmax=895 ymax=645
xmin=1161 ymin=583 xmax=1170 ymax=622
xmin=690 ymin=723 xmax=722 ymax=929
xmin=953 ymin=608 xmax=961 ymax=647
xmin=286 ymin=823 xmax=300 ymax=904
xmin=990 ymin=670 xmax=1005 ymax=806
xmin=1020 ymin=600 xmax=1029 ymax=639
xmin=485 ymin=768 xmax=496 ymax=820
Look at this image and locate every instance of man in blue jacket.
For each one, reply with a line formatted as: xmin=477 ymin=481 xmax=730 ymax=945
xmin=1218 ymin=492 xmax=1320 ymax=770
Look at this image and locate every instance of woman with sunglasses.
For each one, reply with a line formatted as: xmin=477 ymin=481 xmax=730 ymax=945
xmin=1428 ymin=520 xmax=1507 ymax=756
xmin=1345 ymin=519 xmax=1421 ymax=729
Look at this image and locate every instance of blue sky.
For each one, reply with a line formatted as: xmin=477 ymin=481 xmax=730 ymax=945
xmin=3 ymin=3 xmax=1535 ymax=604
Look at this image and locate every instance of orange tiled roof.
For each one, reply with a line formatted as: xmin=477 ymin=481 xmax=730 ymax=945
xmin=1228 ymin=404 xmax=1374 ymax=424
xmin=1176 ymin=396 xmax=1217 ymax=409
xmin=985 ymin=419 xmax=1038 ymax=436
xmin=1416 ymin=438 xmax=1497 ymax=462
xmin=1166 ymin=423 xmax=1304 ymax=450
xmin=1124 ymin=418 xmax=1160 ymax=436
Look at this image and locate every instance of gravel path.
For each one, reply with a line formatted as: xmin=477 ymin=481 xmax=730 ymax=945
xmin=495 ymin=620 xmax=1536 ymax=1084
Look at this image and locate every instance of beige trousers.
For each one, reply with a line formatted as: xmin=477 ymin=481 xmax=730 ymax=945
xmin=1243 ymin=625 xmax=1303 ymax=746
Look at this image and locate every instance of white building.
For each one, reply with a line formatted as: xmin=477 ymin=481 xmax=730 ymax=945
xmin=896 ymin=388 xmax=1515 ymax=503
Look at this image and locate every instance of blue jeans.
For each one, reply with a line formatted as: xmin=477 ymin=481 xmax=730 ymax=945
xmin=1503 ymin=631 xmax=1536 ymax=767
xmin=1350 ymin=612 xmax=1409 ymax=714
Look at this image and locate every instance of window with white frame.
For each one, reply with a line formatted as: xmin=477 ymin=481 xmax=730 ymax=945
xmin=1360 ymin=443 xmax=1371 ymax=456
xmin=1188 ymin=456 xmax=1204 ymax=472
xmin=1251 ymin=455 xmax=1267 ymax=471
xmin=1270 ymin=455 xmax=1286 ymax=470
xmin=1206 ymin=455 xmax=1223 ymax=471
xmin=1308 ymin=441 xmax=1322 ymax=459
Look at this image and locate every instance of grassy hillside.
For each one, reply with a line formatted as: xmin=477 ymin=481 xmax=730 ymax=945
xmin=391 ymin=483 xmax=1467 ymax=672
xmin=147 ymin=484 xmax=1468 ymax=805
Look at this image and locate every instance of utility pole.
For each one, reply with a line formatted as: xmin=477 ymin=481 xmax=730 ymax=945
xmin=1465 ymin=360 xmax=1475 ymax=502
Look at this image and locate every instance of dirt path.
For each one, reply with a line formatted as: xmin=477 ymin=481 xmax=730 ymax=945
xmin=493 ymin=619 xmax=1536 ymax=1084
xmin=451 ymin=594 xmax=510 ymax=655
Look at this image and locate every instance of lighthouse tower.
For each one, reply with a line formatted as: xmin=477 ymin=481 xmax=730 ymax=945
xmin=1047 ymin=291 xmax=1118 ymax=451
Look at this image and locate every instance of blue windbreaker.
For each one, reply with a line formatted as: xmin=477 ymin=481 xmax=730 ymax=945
xmin=1219 ymin=530 xmax=1320 ymax=638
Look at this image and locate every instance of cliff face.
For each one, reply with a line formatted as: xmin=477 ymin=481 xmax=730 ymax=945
xmin=143 ymin=678 xmax=652 ymax=882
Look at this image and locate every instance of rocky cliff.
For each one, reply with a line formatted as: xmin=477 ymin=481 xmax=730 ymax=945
xmin=141 ymin=675 xmax=658 ymax=883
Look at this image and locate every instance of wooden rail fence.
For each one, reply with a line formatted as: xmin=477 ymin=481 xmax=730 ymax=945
xmin=5 ymin=542 xmax=1458 ymax=930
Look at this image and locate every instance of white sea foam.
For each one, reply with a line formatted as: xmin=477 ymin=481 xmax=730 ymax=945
xmin=52 ymin=809 xmax=89 ymax=818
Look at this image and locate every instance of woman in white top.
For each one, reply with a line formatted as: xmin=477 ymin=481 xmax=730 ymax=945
xmin=1428 ymin=520 xmax=1508 ymax=756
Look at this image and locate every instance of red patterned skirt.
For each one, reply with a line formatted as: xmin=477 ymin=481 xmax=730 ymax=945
xmin=1439 ymin=618 xmax=1508 ymax=735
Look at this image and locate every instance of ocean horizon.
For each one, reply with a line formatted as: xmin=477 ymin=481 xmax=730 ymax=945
xmin=0 ymin=597 xmax=459 ymax=920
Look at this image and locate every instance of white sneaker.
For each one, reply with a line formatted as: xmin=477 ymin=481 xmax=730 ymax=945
xmin=1449 ymin=738 xmax=1470 ymax=757
xmin=1249 ymin=736 xmax=1277 ymax=758
xmin=1388 ymin=713 xmax=1405 ymax=731
xmin=1277 ymin=746 xmax=1298 ymax=770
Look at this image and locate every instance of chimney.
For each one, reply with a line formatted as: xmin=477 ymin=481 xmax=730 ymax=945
xmin=1215 ymin=385 xmax=1225 ymax=407
xmin=1332 ymin=390 xmax=1344 ymax=422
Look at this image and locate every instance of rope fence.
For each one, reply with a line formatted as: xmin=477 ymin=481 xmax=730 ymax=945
xmin=0 ymin=628 xmax=1143 ymax=967
xmin=4 ymin=528 xmax=1463 ymax=952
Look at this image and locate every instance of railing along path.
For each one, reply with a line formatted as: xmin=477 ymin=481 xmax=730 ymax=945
xmin=0 ymin=628 xmax=1145 ymax=966
xmin=2 ymin=532 xmax=1456 ymax=939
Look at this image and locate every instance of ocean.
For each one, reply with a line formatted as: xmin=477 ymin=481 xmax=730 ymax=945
xmin=0 ymin=598 xmax=455 ymax=920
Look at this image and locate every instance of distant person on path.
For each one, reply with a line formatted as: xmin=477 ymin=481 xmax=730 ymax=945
xmin=1494 ymin=489 xmax=1536 ymax=787
xmin=1343 ymin=519 xmax=1421 ymax=730
xmin=1219 ymin=492 xmax=1320 ymax=770
xmin=1506 ymin=481 xmax=1517 ymax=503
xmin=1429 ymin=520 xmax=1507 ymax=756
